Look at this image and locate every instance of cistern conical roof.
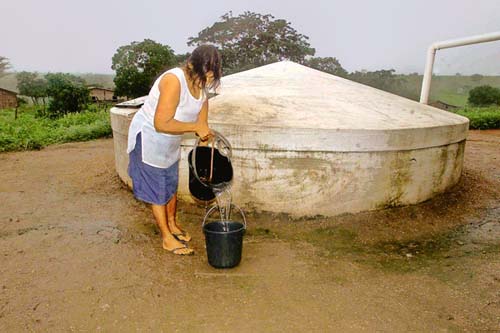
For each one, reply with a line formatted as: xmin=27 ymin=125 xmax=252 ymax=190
xmin=208 ymin=61 xmax=469 ymax=152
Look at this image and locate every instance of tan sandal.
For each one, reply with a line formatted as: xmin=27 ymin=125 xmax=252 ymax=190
xmin=167 ymin=246 xmax=194 ymax=256
xmin=172 ymin=230 xmax=192 ymax=242
xmin=162 ymin=242 xmax=194 ymax=255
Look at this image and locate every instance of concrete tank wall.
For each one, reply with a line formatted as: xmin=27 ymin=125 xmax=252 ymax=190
xmin=110 ymin=106 xmax=466 ymax=217
xmin=177 ymin=141 xmax=465 ymax=216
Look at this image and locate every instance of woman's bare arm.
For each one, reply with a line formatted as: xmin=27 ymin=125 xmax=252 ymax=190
xmin=153 ymin=74 xmax=210 ymax=138
xmin=197 ymin=98 xmax=212 ymax=145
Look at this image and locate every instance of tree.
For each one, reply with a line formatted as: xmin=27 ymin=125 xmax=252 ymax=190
xmin=304 ymin=57 xmax=348 ymax=77
xmin=16 ymin=72 xmax=48 ymax=105
xmin=471 ymin=74 xmax=483 ymax=82
xmin=111 ymin=39 xmax=177 ymax=98
xmin=348 ymin=69 xmax=404 ymax=92
xmin=468 ymin=85 xmax=500 ymax=106
xmin=45 ymin=73 xmax=90 ymax=117
xmin=347 ymin=69 xmax=419 ymax=100
xmin=188 ymin=11 xmax=315 ymax=74
xmin=0 ymin=56 xmax=9 ymax=78
xmin=175 ymin=52 xmax=191 ymax=66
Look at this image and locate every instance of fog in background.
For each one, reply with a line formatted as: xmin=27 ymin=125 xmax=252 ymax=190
xmin=1 ymin=0 xmax=499 ymax=74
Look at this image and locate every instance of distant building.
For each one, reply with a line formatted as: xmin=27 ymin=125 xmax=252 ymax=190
xmin=88 ymin=87 xmax=120 ymax=102
xmin=0 ymin=87 xmax=18 ymax=109
xmin=429 ymin=100 xmax=459 ymax=111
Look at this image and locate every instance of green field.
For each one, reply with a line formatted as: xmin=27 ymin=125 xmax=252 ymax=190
xmin=0 ymin=105 xmax=112 ymax=152
xmin=401 ymin=74 xmax=500 ymax=106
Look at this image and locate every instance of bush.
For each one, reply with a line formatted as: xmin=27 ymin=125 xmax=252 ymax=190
xmin=45 ymin=73 xmax=90 ymax=118
xmin=468 ymin=85 xmax=500 ymax=107
xmin=454 ymin=106 xmax=500 ymax=130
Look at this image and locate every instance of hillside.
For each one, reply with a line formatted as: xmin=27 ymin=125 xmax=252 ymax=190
xmin=402 ymin=75 xmax=500 ymax=106
xmin=0 ymin=73 xmax=115 ymax=92
xmin=1 ymin=72 xmax=499 ymax=107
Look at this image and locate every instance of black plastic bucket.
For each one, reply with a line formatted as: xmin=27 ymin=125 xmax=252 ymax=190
xmin=188 ymin=146 xmax=233 ymax=201
xmin=203 ymin=204 xmax=246 ymax=269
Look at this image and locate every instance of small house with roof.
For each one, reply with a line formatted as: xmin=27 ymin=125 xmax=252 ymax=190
xmin=88 ymin=86 xmax=118 ymax=102
xmin=0 ymin=87 xmax=18 ymax=109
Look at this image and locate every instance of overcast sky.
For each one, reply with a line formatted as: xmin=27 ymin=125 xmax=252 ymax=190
xmin=1 ymin=0 xmax=499 ymax=75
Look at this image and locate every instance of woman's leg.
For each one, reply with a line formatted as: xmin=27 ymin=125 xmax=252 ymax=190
xmin=151 ymin=204 xmax=193 ymax=254
xmin=165 ymin=193 xmax=191 ymax=241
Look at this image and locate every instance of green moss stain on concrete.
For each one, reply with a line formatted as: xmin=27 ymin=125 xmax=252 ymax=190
xmin=383 ymin=152 xmax=412 ymax=208
xmin=452 ymin=141 xmax=466 ymax=181
xmin=430 ymin=145 xmax=451 ymax=192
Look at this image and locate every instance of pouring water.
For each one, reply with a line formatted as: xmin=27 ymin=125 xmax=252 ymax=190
xmin=212 ymin=185 xmax=232 ymax=231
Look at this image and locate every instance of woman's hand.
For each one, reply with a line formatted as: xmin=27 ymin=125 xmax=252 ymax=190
xmin=195 ymin=119 xmax=213 ymax=142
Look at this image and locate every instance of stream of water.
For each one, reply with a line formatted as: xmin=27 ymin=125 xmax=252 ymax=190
xmin=211 ymin=183 xmax=232 ymax=231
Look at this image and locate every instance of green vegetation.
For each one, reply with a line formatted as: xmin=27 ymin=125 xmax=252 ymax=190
xmin=111 ymin=39 xmax=177 ymax=98
xmin=454 ymin=106 xmax=500 ymax=130
xmin=16 ymin=71 xmax=48 ymax=105
xmin=467 ymin=85 xmax=500 ymax=106
xmin=445 ymin=85 xmax=500 ymax=130
xmin=404 ymin=75 xmax=500 ymax=106
xmin=0 ymin=72 xmax=115 ymax=93
xmin=0 ymin=105 xmax=111 ymax=152
xmin=189 ymin=11 xmax=316 ymax=74
xmin=304 ymin=57 xmax=348 ymax=77
xmin=44 ymin=73 xmax=90 ymax=117
xmin=350 ymin=69 xmax=412 ymax=99
xmin=15 ymin=72 xmax=92 ymax=118
xmin=432 ymin=91 xmax=468 ymax=106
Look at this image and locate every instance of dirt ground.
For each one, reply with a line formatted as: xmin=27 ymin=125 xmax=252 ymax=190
xmin=0 ymin=130 xmax=499 ymax=332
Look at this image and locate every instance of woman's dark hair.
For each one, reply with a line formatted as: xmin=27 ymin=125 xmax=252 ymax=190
xmin=184 ymin=44 xmax=222 ymax=92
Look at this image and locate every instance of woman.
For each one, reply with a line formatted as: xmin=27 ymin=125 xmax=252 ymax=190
xmin=127 ymin=45 xmax=222 ymax=255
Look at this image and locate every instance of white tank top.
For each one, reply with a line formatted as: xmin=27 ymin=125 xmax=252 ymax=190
xmin=126 ymin=67 xmax=206 ymax=168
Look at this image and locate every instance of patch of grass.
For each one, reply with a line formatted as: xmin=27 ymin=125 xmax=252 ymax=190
xmin=402 ymin=75 xmax=500 ymax=107
xmin=0 ymin=105 xmax=112 ymax=152
xmin=453 ymin=106 xmax=500 ymax=129
xmin=433 ymin=91 xmax=468 ymax=106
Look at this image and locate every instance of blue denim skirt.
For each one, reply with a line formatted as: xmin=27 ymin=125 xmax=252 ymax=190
xmin=127 ymin=132 xmax=179 ymax=205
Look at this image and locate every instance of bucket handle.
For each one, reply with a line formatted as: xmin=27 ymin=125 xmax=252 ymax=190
xmin=192 ymin=136 xmax=216 ymax=187
xmin=202 ymin=204 xmax=247 ymax=229
xmin=191 ymin=130 xmax=232 ymax=188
